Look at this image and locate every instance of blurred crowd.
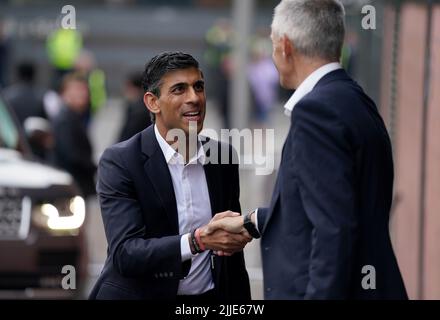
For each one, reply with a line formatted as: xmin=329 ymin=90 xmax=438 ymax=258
xmin=2 ymin=18 xmax=358 ymax=196
xmin=1 ymin=27 xmax=152 ymax=199
xmin=204 ymin=19 xmax=280 ymax=129
xmin=1 ymin=20 xmax=287 ymax=199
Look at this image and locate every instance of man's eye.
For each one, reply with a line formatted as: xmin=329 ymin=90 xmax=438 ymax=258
xmin=172 ymin=86 xmax=184 ymax=93
xmin=195 ymin=83 xmax=205 ymax=91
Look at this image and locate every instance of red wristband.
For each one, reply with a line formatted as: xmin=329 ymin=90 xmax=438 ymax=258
xmin=195 ymin=228 xmax=206 ymax=251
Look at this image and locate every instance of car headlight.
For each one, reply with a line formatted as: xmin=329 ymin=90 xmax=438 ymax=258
xmin=33 ymin=196 xmax=85 ymax=232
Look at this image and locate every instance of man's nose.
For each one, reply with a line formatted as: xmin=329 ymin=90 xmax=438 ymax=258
xmin=186 ymin=87 xmax=200 ymax=104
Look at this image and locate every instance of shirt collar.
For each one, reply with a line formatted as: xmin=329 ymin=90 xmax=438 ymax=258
xmin=284 ymin=62 xmax=342 ymax=117
xmin=154 ymin=124 xmax=206 ymax=166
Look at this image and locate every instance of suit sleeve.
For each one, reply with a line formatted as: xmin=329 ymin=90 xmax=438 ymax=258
xmin=229 ymin=146 xmax=242 ymax=215
xmin=97 ymin=147 xmax=190 ymax=279
xmin=256 ymin=207 xmax=269 ymax=233
xmin=292 ymin=99 xmax=358 ymax=299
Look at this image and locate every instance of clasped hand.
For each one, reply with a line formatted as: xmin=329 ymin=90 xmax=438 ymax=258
xmin=199 ymin=211 xmax=252 ymax=256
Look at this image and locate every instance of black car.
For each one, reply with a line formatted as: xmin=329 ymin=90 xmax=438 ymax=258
xmin=0 ymin=94 xmax=87 ymax=299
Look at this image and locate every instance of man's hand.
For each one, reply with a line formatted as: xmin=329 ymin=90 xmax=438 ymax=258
xmin=205 ymin=211 xmax=245 ymax=234
xmin=197 ymin=211 xmax=252 ymax=256
xmin=199 ymin=228 xmax=251 ymax=254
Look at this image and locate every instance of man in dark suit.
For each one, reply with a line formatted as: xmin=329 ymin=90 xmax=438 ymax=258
xmin=3 ymin=62 xmax=47 ymax=125
xmin=52 ymin=73 xmax=96 ymax=197
xmin=206 ymin=0 xmax=408 ymax=299
xmin=89 ymin=52 xmax=251 ymax=300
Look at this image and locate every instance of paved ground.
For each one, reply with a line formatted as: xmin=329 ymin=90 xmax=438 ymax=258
xmin=83 ymin=97 xmax=290 ymax=299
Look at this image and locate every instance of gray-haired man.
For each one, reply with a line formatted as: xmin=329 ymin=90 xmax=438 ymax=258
xmin=205 ymin=0 xmax=408 ymax=300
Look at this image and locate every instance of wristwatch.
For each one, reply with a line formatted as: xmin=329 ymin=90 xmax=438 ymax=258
xmin=243 ymin=212 xmax=260 ymax=239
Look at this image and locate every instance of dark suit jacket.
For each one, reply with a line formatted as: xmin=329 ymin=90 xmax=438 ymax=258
xmin=258 ymin=69 xmax=408 ymax=300
xmin=52 ymin=106 xmax=96 ymax=197
xmin=89 ymin=125 xmax=250 ymax=300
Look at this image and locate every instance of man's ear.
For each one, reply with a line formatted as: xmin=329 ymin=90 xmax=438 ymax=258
xmin=282 ymin=35 xmax=295 ymax=60
xmin=144 ymin=92 xmax=160 ymax=116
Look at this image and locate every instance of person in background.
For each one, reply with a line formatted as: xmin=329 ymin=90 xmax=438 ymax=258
xmin=247 ymin=36 xmax=279 ymax=126
xmin=204 ymin=18 xmax=233 ymax=129
xmin=23 ymin=117 xmax=54 ymax=163
xmin=46 ymin=28 xmax=82 ymax=89
xmin=117 ymin=71 xmax=151 ymax=142
xmin=74 ymin=50 xmax=107 ymax=123
xmin=3 ymin=62 xmax=47 ymax=126
xmin=44 ymin=28 xmax=83 ymax=121
xmin=52 ymin=73 xmax=96 ymax=198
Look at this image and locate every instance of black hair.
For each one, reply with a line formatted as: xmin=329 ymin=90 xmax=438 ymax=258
xmin=17 ymin=61 xmax=36 ymax=83
xmin=142 ymin=52 xmax=200 ymax=123
xmin=142 ymin=51 xmax=199 ymax=98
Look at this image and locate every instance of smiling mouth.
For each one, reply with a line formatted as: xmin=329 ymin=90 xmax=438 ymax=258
xmin=183 ymin=111 xmax=202 ymax=121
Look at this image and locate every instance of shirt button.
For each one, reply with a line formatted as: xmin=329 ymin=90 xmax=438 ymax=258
xmin=264 ymin=247 xmax=270 ymax=251
xmin=266 ymin=287 xmax=272 ymax=292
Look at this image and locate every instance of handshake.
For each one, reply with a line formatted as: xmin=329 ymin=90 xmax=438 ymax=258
xmin=189 ymin=211 xmax=258 ymax=256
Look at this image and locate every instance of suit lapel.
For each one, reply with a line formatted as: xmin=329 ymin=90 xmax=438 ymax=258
xmin=203 ymin=163 xmax=221 ymax=217
xmin=202 ymin=141 xmax=224 ymax=283
xmin=201 ymin=137 xmax=223 ymax=217
xmin=141 ymin=126 xmax=179 ymax=234
xmin=261 ymin=137 xmax=286 ymax=234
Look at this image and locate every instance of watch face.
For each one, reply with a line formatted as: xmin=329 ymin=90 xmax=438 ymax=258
xmin=243 ymin=215 xmax=260 ymax=239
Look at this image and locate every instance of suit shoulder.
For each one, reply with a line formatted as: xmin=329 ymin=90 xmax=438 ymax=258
xmin=300 ymin=81 xmax=372 ymax=122
xmin=100 ymin=133 xmax=142 ymax=164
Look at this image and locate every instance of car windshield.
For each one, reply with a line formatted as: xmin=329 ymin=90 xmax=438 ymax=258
xmin=0 ymin=97 xmax=28 ymax=155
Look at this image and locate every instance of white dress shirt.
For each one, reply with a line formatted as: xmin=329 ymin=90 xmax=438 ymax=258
xmin=284 ymin=62 xmax=342 ymax=116
xmin=154 ymin=125 xmax=214 ymax=295
xmin=255 ymin=62 xmax=342 ymax=231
